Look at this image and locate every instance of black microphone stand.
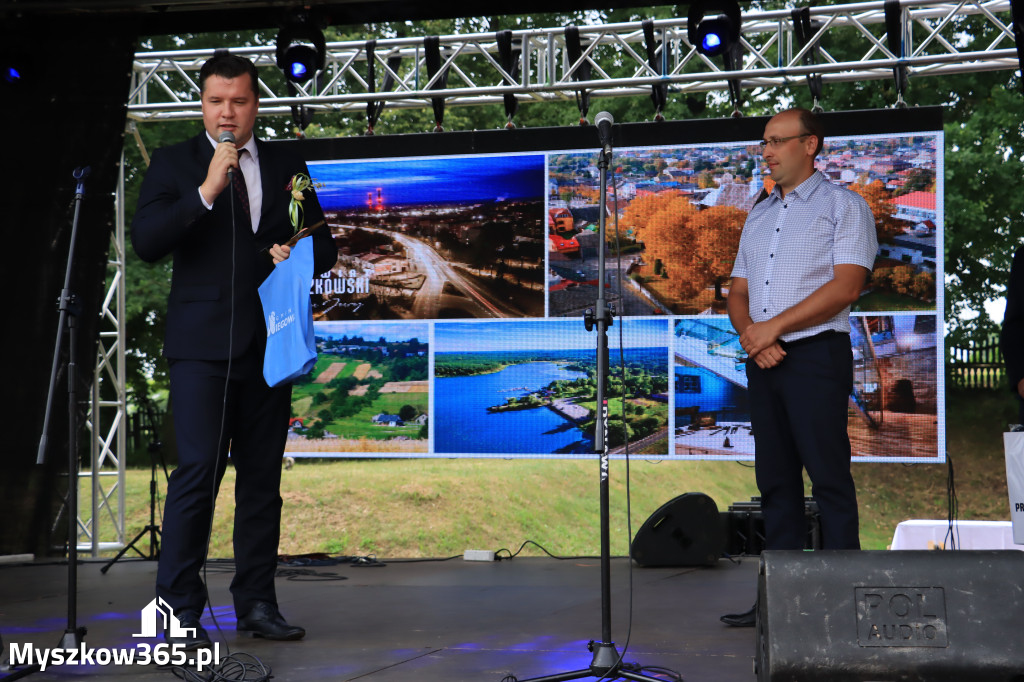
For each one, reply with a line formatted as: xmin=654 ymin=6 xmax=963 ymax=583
xmin=509 ymin=139 xmax=664 ymax=682
xmin=101 ymin=402 xmax=167 ymax=572
xmin=31 ymin=166 xmax=91 ymax=665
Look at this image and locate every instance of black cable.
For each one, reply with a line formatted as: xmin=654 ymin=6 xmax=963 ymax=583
xmin=196 ymin=160 xmax=241 ymax=657
xmin=494 ymin=539 xmax=602 ymax=561
xmin=383 ymin=555 xmax=462 ymax=563
xmin=274 ymin=568 xmax=349 ymax=582
xmin=943 ymin=454 xmax=959 ymax=550
xmin=170 ymin=652 xmax=272 ymax=682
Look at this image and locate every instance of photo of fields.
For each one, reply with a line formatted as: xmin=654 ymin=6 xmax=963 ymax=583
xmin=433 ymin=318 xmax=670 ymax=457
xmin=286 ymin=322 xmax=429 ymax=456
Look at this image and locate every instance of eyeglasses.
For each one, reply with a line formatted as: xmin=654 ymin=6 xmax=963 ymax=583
xmin=758 ymin=133 xmax=811 ymax=150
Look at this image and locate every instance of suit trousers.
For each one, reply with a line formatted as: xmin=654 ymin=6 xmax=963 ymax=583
xmin=746 ymin=331 xmax=860 ymax=550
xmin=157 ymin=335 xmax=291 ymax=616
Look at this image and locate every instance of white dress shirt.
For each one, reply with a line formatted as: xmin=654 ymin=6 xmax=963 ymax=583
xmin=730 ymin=170 xmax=878 ymax=342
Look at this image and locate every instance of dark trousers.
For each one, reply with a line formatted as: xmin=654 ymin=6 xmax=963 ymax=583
xmin=157 ymin=338 xmax=291 ymax=616
xmin=746 ymin=331 xmax=860 ymax=550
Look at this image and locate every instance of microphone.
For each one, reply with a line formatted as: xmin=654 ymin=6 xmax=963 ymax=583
xmin=218 ymin=130 xmax=236 ymax=178
xmin=595 ymin=111 xmax=614 ymax=151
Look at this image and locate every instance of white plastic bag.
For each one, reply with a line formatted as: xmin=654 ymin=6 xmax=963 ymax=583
xmin=1002 ymin=431 xmax=1024 ymax=545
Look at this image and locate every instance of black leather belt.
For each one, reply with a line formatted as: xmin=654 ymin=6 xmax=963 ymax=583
xmin=778 ymin=329 xmax=844 ymax=350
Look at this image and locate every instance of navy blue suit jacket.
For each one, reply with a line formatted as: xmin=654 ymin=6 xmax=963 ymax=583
xmin=1003 ymin=245 xmax=1024 ymax=400
xmin=131 ymin=133 xmax=336 ymax=361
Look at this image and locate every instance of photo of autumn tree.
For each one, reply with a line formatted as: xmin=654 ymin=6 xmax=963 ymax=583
xmin=546 ymin=134 xmax=940 ymax=315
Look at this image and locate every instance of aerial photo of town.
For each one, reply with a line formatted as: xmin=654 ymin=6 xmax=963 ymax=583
xmin=547 ymin=133 xmax=940 ymax=316
xmin=308 ymin=154 xmax=546 ymax=321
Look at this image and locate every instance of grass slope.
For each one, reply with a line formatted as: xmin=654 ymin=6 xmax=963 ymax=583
xmin=105 ymin=389 xmax=1013 ymax=558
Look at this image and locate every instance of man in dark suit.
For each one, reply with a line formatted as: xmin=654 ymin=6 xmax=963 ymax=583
xmin=1002 ymin=246 xmax=1024 ymax=422
xmin=131 ymin=52 xmax=336 ymax=649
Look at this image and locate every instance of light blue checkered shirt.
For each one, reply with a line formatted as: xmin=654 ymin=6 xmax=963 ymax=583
xmin=731 ymin=170 xmax=877 ymax=342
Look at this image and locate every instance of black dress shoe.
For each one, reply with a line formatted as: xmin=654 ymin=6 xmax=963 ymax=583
xmin=165 ymin=610 xmax=212 ymax=651
xmin=236 ymin=601 xmax=305 ymax=641
xmin=720 ymin=603 xmax=757 ymax=628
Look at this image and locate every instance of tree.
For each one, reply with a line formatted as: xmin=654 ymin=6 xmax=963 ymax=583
xmin=944 ymin=82 xmax=1024 ymax=344
xmin=399 ymin=404 xmax=418 ymax=421
xmin=850 ymin=180 xmax=904 ymax=245
xmin=120 ymin=4 xmax=1024 ymax=406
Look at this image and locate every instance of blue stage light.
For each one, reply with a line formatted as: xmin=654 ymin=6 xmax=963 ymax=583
xmin=275 ymin=15 xmax=325 ymax=85
xmin=688 ymin=0 xmax=741 ymax=59
xmin=4 ymin=66 xmax=20 ymax=83
xmin=702 ymin=32 xmax=723 ymax=52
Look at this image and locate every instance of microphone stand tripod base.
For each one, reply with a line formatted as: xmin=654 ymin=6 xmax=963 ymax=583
xmin=58 ymin=627 xmax=86 ymax=650
xmin=589 ymin=641 xmax=621 ymax=672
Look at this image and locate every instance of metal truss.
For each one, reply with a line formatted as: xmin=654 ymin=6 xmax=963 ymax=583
xmin=127 ymin=0 xmax=1021 ymax=122
xmin=80 ymin=153 xmax=128 ymax=555
xmin=98 ymin=0 xmax=1019 ymax=552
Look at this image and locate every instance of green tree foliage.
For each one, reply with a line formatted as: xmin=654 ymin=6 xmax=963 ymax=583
xmin=121 ymin=4 xmax=1024 ymax=409
xmin=944 ymin=83 xmax=1024 ymax=345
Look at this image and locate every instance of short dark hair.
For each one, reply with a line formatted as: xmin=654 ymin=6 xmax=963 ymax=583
xmin=792 ymin=107 xmax=825 ymax=157
xmin=199 ymin=50 xmax=259 ymax=97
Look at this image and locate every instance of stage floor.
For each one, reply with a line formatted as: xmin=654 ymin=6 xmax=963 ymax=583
xmin=1 ymin=555 xmax=758 ymax=681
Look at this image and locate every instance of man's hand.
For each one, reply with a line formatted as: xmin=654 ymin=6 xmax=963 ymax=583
xmin=740 ymin=319 xmax=782 ymax=359
xmin=269 ymin=243 xmax=291 ymax=265
xmin=199 ymin=141 xmax=239 ymax=205
xmin=751 ymin=342 xmax=787 ymax=369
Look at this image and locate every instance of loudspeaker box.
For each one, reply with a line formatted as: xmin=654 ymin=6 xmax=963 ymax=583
xmin=756 ymin=550 xmax=1024 ymax=681
xmin=630 ymin=492 xmax=722 ymax=567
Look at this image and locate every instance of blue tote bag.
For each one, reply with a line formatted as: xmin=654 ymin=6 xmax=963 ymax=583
xmin=258 ymin=237 xmax=316 ymax=387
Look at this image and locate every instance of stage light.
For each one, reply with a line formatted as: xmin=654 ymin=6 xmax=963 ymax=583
xmin=688 ymin=0 xmax=741 ymax=59
xmin=276 ymin=14 xmax=326 ymax=85
xmin=0 ymin=51 xmax=31 ymax=89
xmin=283 ymin=45 xmax=318 ymax=81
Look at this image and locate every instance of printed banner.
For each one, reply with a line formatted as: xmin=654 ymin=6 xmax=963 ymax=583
xmin=282 ymin=112 xmax=944 ymax=462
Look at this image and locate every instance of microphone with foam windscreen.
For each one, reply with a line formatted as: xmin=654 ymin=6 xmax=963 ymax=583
xmin=595 ymin=111 xmax=614 ymax=151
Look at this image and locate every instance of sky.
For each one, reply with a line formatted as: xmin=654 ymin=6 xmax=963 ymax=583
xmin=316 ymin=321 xmax=429 ymax=343
xmin=435 ymin=318 xmax=668 ymax=353
xmin=308 ymin=154 xmax=545 ymax=210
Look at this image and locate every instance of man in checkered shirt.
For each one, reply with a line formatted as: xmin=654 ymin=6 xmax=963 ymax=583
xmin=721 ymin=108 xmax=877 ymax=628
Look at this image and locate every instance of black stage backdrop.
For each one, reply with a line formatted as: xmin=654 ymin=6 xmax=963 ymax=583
xmin=1 ymin=0 xmax=685 ymax=558
xmin=0 ymin=15 xmax=136 ymax=556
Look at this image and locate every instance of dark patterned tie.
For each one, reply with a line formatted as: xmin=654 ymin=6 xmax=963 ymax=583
xmin=232 ymin=149 xmax=251 ymax=225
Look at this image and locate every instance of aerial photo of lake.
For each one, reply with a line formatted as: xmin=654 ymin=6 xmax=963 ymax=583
xmin=433 ymin=318 xmax=670 ymax=456
xmin=435 ymin=360 xmax=592 ymax=455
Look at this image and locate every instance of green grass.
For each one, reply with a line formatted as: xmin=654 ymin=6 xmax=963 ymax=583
xmin=853 ymin=291 xmax=932 ymax=311
xmin=98 ymin=389 xmax=1013 ymax=559
xmin=323 ymin=393 xmax=427 ymax=439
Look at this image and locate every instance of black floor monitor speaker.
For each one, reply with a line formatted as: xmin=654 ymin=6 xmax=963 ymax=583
xmin=630 ymin=492 xmax=722 ymax=567
xmin=756 ymin=550 xmax=1024 ymax=681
